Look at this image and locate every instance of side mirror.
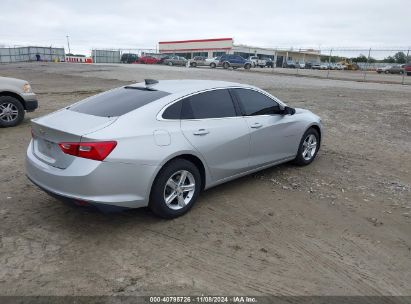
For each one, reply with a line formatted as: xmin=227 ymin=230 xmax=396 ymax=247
xmin=282 ymin=106 xmax=296 ymax=115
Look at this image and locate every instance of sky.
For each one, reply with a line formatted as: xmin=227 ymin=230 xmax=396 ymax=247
xmin=0 ymin=0 xmax=410 ymax=56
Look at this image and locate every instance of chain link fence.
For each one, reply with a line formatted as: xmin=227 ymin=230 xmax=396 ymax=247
xmin=0 ymin=45 xmax=65 ymax=63
xmin=91 ymin=48 xmax=158 ymax=64
xmin=265 ymin=48 xmax=411 ymax=85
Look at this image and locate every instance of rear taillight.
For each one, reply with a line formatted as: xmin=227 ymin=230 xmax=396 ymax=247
xmin=58 ymin=141 xmax=117 ymax=161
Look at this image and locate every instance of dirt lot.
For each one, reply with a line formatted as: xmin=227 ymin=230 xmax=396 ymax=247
xmin=0 ymin=62 xmax=410 ymax=296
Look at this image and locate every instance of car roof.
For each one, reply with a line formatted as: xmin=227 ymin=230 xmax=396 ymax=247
xmin=128 ymin=79 xmax=253 ymax=94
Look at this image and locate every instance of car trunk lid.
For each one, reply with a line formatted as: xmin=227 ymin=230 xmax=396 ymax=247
xmin=31 ymin=109 xmax=117 ymax=169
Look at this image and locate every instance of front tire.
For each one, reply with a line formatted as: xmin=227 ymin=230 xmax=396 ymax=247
xmin=0 ymin=96 xmax=25 ymax=128
xmin=293 ymin=128 xmax=320 ymax=166
xmin=244 ymin=63 xmax=251 ymax=70
xmin=210 ymin=63 xmax=216 ymax=68
xmin=223 ymin=62 xmax=229 ymax=69
xmin=150 ymin=159 xmax=201 ymax=219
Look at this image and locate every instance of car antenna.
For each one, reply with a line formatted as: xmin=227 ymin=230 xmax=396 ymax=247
xmin=145 ymin=79 xmax=158 ymax=87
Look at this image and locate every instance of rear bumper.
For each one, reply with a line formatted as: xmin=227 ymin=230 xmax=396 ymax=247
xmin=26 ymin=140 xmax=158 ymax=209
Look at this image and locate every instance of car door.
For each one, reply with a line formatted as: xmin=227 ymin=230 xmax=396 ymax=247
xmin=232 ymin=88 xmax=300 ymax=168
xmin=180 ymin=89 xmax=251 ymax=181
xmin=233 ymin=55 xmax=242 ymax=67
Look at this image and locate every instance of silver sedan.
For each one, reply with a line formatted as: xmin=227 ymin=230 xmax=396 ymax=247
xmin=26 ymin=79 xmax=323 ymax=218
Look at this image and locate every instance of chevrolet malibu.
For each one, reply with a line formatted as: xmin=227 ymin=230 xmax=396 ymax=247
xmin=26 ymin=79 xmax=322 ymax=218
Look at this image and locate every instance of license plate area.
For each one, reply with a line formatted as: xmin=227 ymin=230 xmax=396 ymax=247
xmin=37 ymin=138 xmax=55 ymax=158
xmin=33 ymin=137 xmax=59 ymax=165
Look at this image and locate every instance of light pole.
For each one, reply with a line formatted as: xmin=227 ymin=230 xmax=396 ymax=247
xmin=66 ymin=35 xmax=71 ymax=54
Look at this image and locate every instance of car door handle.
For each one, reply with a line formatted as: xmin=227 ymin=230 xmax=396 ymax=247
xmin=193 ymin=129 xmax=210 ymax=136
xmin=250 ymin=122 xmax=263 ymax=129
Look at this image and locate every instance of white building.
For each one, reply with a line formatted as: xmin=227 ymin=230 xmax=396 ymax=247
xmin=158 ymin=38 xmax=321 ymax=67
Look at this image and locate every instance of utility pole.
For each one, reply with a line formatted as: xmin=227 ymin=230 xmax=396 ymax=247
xmin=66 ymin=35 xmax=71 ymax=54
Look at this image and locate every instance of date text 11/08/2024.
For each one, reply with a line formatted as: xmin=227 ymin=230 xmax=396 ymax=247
xmin=149 ymin=296 xmax=257 ymax=303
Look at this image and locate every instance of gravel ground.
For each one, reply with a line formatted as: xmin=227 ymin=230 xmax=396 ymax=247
xmin=0 ymin=62 xmax=410 ymax=296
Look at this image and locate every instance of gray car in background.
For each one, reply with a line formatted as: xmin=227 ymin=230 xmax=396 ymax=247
xmin=0 ymin=76 xmax=38 ymax=127
xmin=163 ymin=56 xmax=188 ymax=66
xmin=26 ymin=79 xmax=322 ymax=218
xmin=189 ymin=56 xmax=207 ymax=67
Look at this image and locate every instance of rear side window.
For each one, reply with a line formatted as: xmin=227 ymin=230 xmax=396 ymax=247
xmin=182 ymin=89 xmax=236 ymax=119
xmin=69 ymin=87 xmax=170 ymax=117
xmin=234 ymin=88 xmax=281 ymax=116
xmin=162 ymin=101 xmax=182 ymax=119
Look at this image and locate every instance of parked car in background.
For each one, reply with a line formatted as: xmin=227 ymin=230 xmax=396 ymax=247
xmin=205 ymin=57 xmax=221 ymax=68
xmin=284 ymin=61 xmax=296 ymax=68
xmin=248 ymin=56 xmax=266 ymax=68
xmin=311 ymin=63 xmax=321 ymax=70
xmin=264 ymin=58 xmax=274 ymax=68
xmin=327 ymin=63 xmax=336 ymax=70
xmin=26 ymin=79 xmax=322 ymax=218
xmin=296 ymin=61 xmax=306 ymax=69
xmin=163 ymin=56 xmax=188 ymax=66
xmin=304 ymin=62 xmax=314 ymax=69
xmin=138 ymin=56 xmax=159 ymax=64
xmin=387 ymin=64 xmax=405 ymax=74
xmin=158 ymin=55 xmax=171 ymax=64
xmin=405 ymin=63 xmax=411 ymax=76
xmin=320 ymin=63 xmax=329 ymax=70
xmin=219 ymin=55 xmax=252 ymax=70
xmin=0 ymin=77 xmax=38 ymax=127
xmin=189 ymin=56 xmax=207 ymax=67
xmin=376 ymin=65 xmax=392 ymax=74
xmin=121 ymin=53 xmax=138 ymax=64
xmin=335 ymin=63 xmax=345 ymax=70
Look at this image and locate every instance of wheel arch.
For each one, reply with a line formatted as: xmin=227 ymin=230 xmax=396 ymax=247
xmin=151 ymin=153 xmax=208 ymax=194
xmin=306 ymin=123 xmax=322 ymax=145
xmin=0 ymin=91 xmax=26 ymax=109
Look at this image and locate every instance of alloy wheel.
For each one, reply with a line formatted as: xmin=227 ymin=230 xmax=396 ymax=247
xmin=302 ymin=134 xmax=317 ymax=161
xmin=163 ymin=170 xmax=196 ymax=210
xmin=0 ymin=102 xmax=19 ymax=123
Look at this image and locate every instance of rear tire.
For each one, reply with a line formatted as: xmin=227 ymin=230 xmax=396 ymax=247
xmin=0 ymin=96 xmax=25 ymax=128
xmin=293 ymin=128 xmax=320 ymax=166
xmin=191 ymin=62 xmax=197 ymax=68
xmin=244 ymin=63 xmax=251 ymax=70
xmin=210 ymin=63 xmax=216 ymax=68
xmin=150 ymin=159 xmax=201 ymax=219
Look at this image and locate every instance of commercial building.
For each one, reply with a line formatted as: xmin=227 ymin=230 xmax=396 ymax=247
xmin=158 ymin=38 xmax=321 ymax=67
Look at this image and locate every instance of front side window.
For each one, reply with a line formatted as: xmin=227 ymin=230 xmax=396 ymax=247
xmin=233 ymin=88 xmax=281 ymax=116
xmin=182 ymin=89 xmax=237 ymax=119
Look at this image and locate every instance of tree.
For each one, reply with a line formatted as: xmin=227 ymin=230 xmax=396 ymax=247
xmin=351 ymin=54 xmax=368 ymax=63
xmin=382 ymin=56 xmax=395 ymax=63
xmin=393 ymin=51 xmax=406 ymax=64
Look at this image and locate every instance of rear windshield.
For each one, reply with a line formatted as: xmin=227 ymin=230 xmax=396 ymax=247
xmin=69 ymin=87 xmax=170 ymax=117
